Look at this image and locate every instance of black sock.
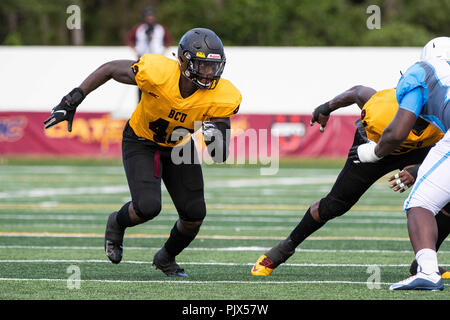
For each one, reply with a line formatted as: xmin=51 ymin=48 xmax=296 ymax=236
xmin=288 ymin=208 xmax=325 ymax=246
xmin=116 ymin=201 xmax=132 ymax=228
xmin=266 ymin=208 xmax=325 ymax=266
xmin=435 ymin=211 xmax=450 ymax=251
xmin=163 ymin=222 xmax=196 ymax=257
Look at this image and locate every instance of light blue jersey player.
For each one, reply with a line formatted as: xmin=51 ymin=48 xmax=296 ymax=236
xmin=349 ymin=36 xmax=450 ymax=290
xmin=396 ymin=58 xmax=449 ymax=133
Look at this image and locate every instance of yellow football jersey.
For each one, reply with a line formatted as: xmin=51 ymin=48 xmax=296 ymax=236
xmin=361 ymin=88 xmax=443 ymax=155
xmin=129 ymin=54 xmax=242 ymax=147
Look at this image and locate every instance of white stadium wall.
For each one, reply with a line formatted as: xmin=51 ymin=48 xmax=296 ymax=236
xmin=0 ymin=46 xmax=422 ymax=118
xmin=0 ymin=46 xmax=424 ymax=158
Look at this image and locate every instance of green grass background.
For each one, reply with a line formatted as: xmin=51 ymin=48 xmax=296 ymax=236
xmin=0 ymin=157 xmax=449 ymax=300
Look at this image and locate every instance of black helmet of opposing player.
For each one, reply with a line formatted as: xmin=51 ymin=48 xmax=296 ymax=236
xmin=177 ymin=28 xmax=226 ymax=90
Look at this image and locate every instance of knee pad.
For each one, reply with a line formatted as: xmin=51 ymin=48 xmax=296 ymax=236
xmin=318 ymin=195 xmax=354 ymax=222
xmin=179 ymin=219 xmax=204 ymax=237
xmin=181 ymin=198 xmax=206 ymax=222
xmin=133 ymin=198 xmax=162 ymax=221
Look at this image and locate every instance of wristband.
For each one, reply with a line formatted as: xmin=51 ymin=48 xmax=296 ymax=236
xmin=64 ymin=88 xmax=85 ymax=109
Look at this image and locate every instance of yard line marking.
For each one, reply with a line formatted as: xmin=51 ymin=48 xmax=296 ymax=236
xmin=0 ymin=278 xmax=391 ymax=286
xmin=2 ymin=245 xmax=447 ymax=254
xmin=3 ymin=259 xmax=450 ymax=268
xmin=0 ymin=203 xmax=404 ymax=211
xmin=0 ymin=210 xmax=409 ymax=218
xmin=0 ymin=177 xmax=337 ymax=199
xmin=0 ymin=232 xmax=411 ymax=241
xmin=0 ymin=215 xmax=409 ymax=224
xmin=0 ymin=277 xmax=448 ymax=287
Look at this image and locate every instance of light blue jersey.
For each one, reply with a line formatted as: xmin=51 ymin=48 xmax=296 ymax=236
xmin=396 ymin=58 xmax=450 ymax=132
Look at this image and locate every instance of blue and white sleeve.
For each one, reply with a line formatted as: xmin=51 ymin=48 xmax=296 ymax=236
xmin=396 ymin=62 xmax=427 ymax=116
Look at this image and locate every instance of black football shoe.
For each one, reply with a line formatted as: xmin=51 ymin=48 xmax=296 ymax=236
xmin=153 ymin=247 xmax=188 ymax=277
xmin=104 ymin=211 xmax=125 ymax=264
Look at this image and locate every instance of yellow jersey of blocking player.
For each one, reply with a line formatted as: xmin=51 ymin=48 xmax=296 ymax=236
xmin=129 ymin=54 xmax=242 ymax=147
xmin=361 ymin=88 xmax=443 ymax=155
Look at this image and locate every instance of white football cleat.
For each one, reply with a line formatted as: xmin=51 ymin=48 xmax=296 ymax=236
xmin=390 ymin=272 xmax=444 ymax=291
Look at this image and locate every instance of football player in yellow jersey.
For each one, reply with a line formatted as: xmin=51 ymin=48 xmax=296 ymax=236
xmin=44 ymin=28 xmax=241 ymax=277
xmin=251 ymin=85 xmax=450 ymax=277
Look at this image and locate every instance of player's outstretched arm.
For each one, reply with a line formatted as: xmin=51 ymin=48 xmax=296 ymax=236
xmin=310 ymin=85 xmax=376 ymax=133
xmin=44 ymin=60 xmax=137 ymax=132
xmin=79 ymin=60 xmax=137 ymax=95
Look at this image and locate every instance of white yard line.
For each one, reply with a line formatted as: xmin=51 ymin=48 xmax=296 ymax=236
xmin=0 ymin=277 xmax=401 ymax=286
xmin=0 ymin=259 xmax=439 ymax=268
xmin=2 ymin=245 xmax=444 ymax=254
xmin=0 ymin=232 xmax=411 ymax=241
xmin=0 ymin=176 xmax=337 ymax=199
xmin=0 ymin=214 xmax=409 ymax=224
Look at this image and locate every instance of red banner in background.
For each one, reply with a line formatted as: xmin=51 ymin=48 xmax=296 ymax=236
xmin=0 ymin=112 xmax=124 ymax=156
xmin=229 ymin=113 xmax=359 ymax=157
xmin=0 ymin=112 xmax=359 ymax=157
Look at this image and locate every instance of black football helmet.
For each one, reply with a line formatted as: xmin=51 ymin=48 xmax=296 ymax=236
xmin=177 ymin=28 xmax=226 ymax=90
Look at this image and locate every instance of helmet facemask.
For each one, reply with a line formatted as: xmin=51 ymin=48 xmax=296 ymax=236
xmin=177 ymin=28 xmax=226 ymax=90
xmin=180 ymin=52 xmax=225 ymax=90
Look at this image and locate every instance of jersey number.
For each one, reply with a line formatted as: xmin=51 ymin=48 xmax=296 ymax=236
xmin=149 ymin=118 xmax=169 ymax=143
xmin=149 ymin=118 xmax=193 ymax=144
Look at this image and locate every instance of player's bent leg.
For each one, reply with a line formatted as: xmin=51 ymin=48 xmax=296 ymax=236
xmin=252 ymin=193 xmax=356 ymax=276
xmin=409 ymin=205 xmax=450 ymax=278
xmin=156 ymin=149 xmax=206 ymax=277
xmin=252 ymin=201 xmax=325 ymax=276
xmin=153 ymin=219 xmax=203 ymax=277
xmin=105 ymin=197 xmax=161 ymax=264
xmin=105 ymin=209 xmax=126 ymax=264
xmin=132 ymin=197 xmax=162 ymax=222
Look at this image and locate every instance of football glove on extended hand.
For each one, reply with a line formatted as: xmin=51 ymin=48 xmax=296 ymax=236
xmin=348 ymin=140 xmax=383 ymax=163
xmin=44 ymin=88 xmax=85 ymax=132
xmin=310 ymin=102 xmax=331 ymax=133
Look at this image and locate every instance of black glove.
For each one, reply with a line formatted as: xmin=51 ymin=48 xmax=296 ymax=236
xmin=311 ymin=102 xmax=331 ymax=123
xmin=310 ymin=102 xmax=331 ymax=132
xmin=44 ymin=88 xmax=85 ymax=132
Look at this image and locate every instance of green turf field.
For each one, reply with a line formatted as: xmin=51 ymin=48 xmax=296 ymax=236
xmin=0 ymin=158 xmax=449 ymax=300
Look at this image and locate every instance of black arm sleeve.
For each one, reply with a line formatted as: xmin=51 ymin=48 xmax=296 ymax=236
xmin=205 ymin=121 xmax=231 ymax=163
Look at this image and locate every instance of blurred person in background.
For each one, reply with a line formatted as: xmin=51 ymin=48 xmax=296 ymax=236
xmin=125 ymin=7 xmax=173 ymax=59
xmin=125 ymin=6 xmax=173 ymax=100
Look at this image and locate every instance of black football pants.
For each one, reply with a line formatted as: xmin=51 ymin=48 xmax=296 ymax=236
xmin=121 ymin=121 xmax=206 ymax=222
xmin=318 ymin=130 xmax=432 ymax=221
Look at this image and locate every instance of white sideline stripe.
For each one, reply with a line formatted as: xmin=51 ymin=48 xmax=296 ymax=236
xmin=0 ymin=232 xmax=412 ymax=241
xmin=2 ymin=245 xmax=449 ymax=255
xmin=0 ymin=277 xmax=449 ymax=288
xmin=0 ymin=259 xmax=427 ymax=267
xmin=0 ymin=278 xmax=401 ymax=286
xmin=0 ymin=211 xmax=409 ymax=218
xmin=0 ymin=223 xmax=299 ymax=231
xmin=0 ymin=215 xmax=409 ymax=224
xmin=0 ymin=177 xmax=336 ymax=199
